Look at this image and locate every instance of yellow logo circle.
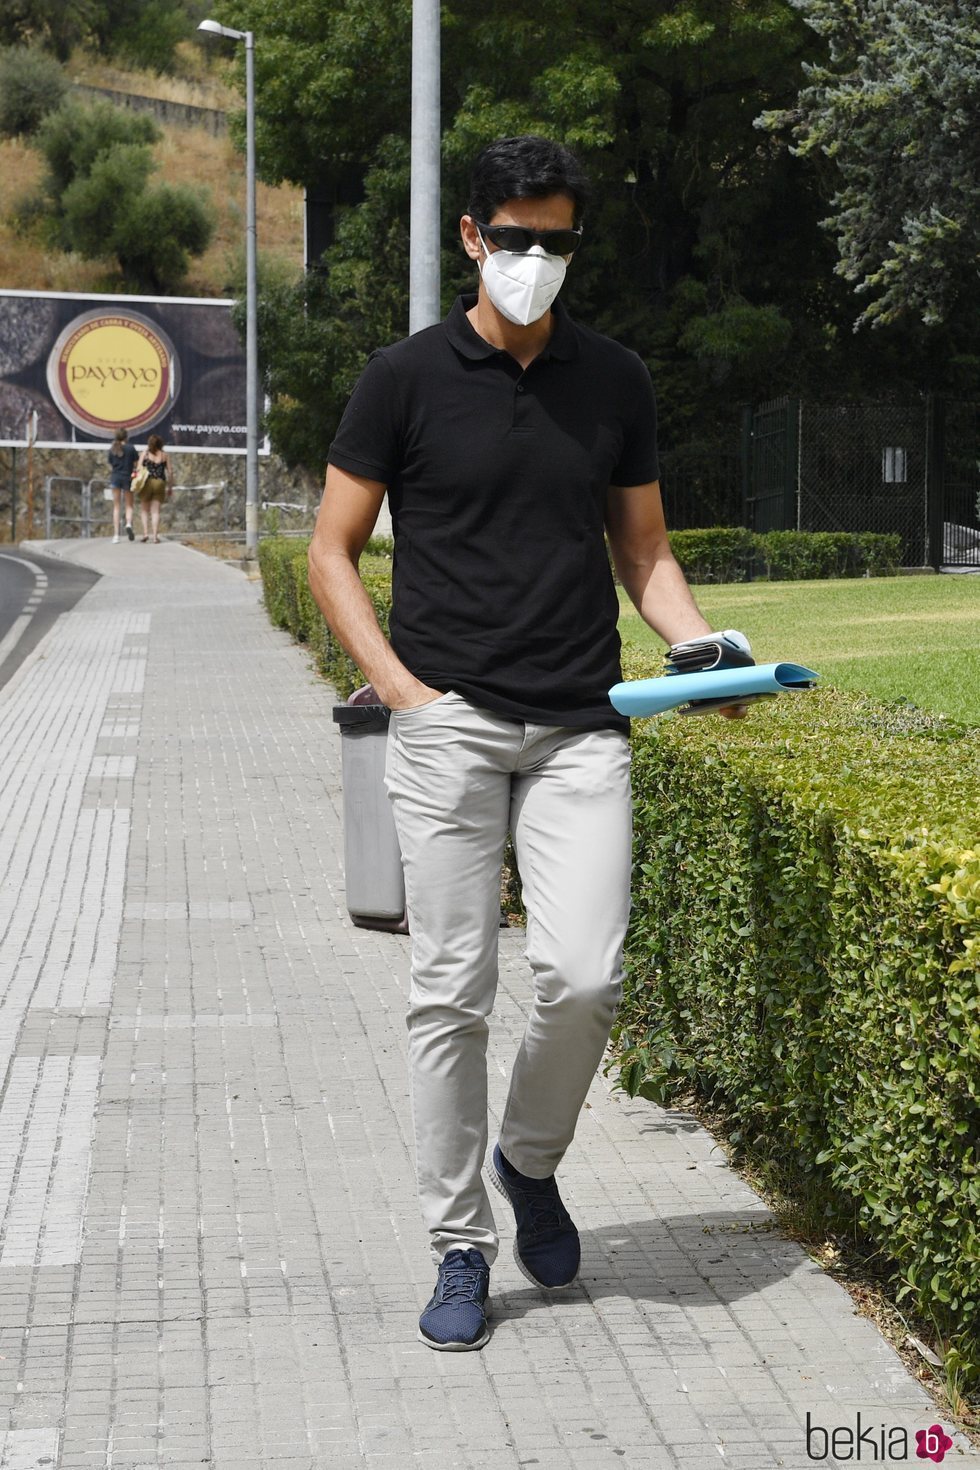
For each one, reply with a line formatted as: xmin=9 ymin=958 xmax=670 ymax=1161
xmin=46 ymin=309 xmax=179 ymax=437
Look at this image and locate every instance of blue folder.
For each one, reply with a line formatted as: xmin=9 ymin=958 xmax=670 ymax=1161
xmin=609 ymin=662 xmax=819 ymax=718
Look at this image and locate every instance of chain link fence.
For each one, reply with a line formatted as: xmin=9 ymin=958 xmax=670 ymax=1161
xmin=743 ymin=396 xmax=980 ymax=568
xmin=798 ymin=401 xmax=929 ymax=567
xmin=941 ymin=399 xmax=980 ymax=565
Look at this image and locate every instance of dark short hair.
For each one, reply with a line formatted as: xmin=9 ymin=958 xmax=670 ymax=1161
xmin=467 ymin=135 xmax=590 ymax=227
xmin=147 ymin=434 xmax=164 ymax=453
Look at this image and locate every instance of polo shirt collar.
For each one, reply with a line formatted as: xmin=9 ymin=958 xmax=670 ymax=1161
xmin=446 ymin=293 xmax=578 ymax=362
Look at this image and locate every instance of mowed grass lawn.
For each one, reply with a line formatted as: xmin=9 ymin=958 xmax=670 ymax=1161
xmin=618 ymin=573 xmax=980 ymax=726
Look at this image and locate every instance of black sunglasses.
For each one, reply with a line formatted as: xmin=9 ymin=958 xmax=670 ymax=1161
xmin=475 ymin=221 xmax=583 ymax=256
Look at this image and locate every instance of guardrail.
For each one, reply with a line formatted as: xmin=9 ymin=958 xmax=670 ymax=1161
xmin=44 ymin=477 xmax=120 ymax=537
xmin=40 ymin=479 xmax=318 ymax=538
xmin=45 ymin=477 xmax=87 ymax=537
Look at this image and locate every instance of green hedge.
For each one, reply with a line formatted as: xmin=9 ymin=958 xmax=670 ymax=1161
xmin=667 ymin=528 xmax=901 ymax=583
xmin=617 ymin=641 xmax=979 ymax=1381
xmin=265 ymin=530 xmax=898 ymax=620
xmin=755 ymin=529 xmax=901 ymax=580
xmin=258 ymin=530 xmax=977 ymax=1381
xmin=665 ymin=528 xmax=757 ymax=583
xmin=257 ymin=534 xmax=392 ymax=699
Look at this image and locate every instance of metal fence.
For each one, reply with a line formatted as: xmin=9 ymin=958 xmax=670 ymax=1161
xmin=742 ymin=399 xmax=798 ymax=535
xmin=37 ymin=478 xmax=322 ymax=541
xmin=938 ymin=399 xmax=980 ymax=565
xmin=742 ymin=396 xmax=980 ymax=569
xmin=798 ymin=401 xmax=929 ymax=567
xmin=41 ymin=477 xmax=246 ymax=538
xmin=44 ymin=477 xmax=99 ymax=538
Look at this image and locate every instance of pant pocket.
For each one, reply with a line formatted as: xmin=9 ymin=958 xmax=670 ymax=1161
xmin=390 ymin=689 xmax=460 ymax=719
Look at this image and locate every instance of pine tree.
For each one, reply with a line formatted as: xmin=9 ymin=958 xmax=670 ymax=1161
xmin=758 ymin=0 xmax=980 ymax=328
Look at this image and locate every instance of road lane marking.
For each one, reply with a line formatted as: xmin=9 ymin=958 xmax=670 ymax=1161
xmin=0 ymin=554 xmax=49 ymax=673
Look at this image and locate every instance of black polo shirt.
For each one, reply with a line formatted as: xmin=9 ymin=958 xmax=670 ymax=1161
xmin=327 ymin=293 xmax=659 ymax=732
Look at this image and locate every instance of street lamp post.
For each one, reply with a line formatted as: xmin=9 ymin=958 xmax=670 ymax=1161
xmin=199 ymin=18 xmax=258 ymax=558
xmin=409 ymin=0 xmax=440 ymax=334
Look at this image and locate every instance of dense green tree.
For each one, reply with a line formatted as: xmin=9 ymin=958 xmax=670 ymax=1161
xmin=89 ymin=0 xmax=205 ymax=72
xmin=214 ymin=0 xmax=827 ymax=469
xmin=0 ymin=0 xmax=202 ymax=70
xmin=758 ymin=0 xmax=980 ymax=329
xmin=59 ymin=142 xmax=156 ymax=255
xmin=0 ymin=45 xmax=68 ymax=135
xmin=113 ymin=183 xmax=215 ymax=290
xmin=29 ymin=98 xmax=214 ymax=290
xmin=36 ymin=97 xmax=160 ymax=197
xmin=215 ymin=0 xmax=979 ymax=475
xmin=0 ymin=0 xmax=93 ymax=60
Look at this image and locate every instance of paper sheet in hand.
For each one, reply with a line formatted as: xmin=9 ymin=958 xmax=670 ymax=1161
xmin=609 ymin=663 xmax=819 ymax=717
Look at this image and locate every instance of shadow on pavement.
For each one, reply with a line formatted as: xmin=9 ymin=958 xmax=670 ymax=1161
xmin=491 ymin=1208 xmax=808 ymax=1321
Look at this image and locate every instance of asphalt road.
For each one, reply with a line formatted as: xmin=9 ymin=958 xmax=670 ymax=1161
xmin=0 ymin=546 xmax=100 ymax=692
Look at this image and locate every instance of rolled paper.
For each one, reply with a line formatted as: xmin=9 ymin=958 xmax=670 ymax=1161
xmin=609 ymin=663 xmax=819 ymax=718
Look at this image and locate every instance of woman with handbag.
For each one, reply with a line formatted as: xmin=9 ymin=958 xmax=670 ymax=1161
xmin=134 ymin=435 xmax=174 ymax=543
xmin=107 ymin=428 xmax=138 ymax=542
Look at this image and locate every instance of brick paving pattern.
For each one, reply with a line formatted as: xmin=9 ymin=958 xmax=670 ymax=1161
xmin=0 ymin=538 xmax=975 ymax=1470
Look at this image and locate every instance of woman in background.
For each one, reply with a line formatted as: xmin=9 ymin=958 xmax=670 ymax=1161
xmin=107 ymin=428 xmax=138 ymax=542
xmin=135 ymin=435 xmax=174 ymax=543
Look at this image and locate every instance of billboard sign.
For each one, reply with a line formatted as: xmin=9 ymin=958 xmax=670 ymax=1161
xmin=0 ymin=289 xmax=267 ymax=455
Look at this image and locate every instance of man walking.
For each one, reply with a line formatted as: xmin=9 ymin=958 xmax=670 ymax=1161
xmin=308 ymin=135 xmax=745 ymax=1351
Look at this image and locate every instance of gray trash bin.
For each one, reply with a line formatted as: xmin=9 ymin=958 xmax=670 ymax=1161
xmin=332 ymin=693 xmax=408 ymax=933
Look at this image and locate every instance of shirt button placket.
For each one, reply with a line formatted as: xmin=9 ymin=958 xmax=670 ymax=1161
xmin=513 ymin=376 xmax=530 ymax=430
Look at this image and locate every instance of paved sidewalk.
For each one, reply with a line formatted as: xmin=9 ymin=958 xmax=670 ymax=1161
xmin=0 ymin=537 xmax=975 ymax=1470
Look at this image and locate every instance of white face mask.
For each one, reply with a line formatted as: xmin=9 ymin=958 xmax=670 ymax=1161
xmin=478 ymin=234 xmax=567 ymax=326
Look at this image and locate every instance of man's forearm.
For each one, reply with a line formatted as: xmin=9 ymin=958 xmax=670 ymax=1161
xmin=307 ymin=547 xmax=419 ymax=707
xmin=620 ymin=548 xmax=713 ymax=647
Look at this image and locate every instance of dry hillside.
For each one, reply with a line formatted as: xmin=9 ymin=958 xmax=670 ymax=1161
xmin=64 ymin=45 xmax=239 ymax=111
xmin=0 ymin=55 xmax=304 ymax=297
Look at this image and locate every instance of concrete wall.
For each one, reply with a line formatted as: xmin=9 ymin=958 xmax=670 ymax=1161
xmin=71 ymin=83 xmax=228 ymax=137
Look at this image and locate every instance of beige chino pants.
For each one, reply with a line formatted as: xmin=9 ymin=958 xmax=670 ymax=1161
xmin=384 ymin=691 xmax=633 ymax=1265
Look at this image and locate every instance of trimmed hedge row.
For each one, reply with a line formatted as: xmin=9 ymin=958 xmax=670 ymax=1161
xmin=258 ymin=532 xmax=978 ymax=1381
xmin=260 ymin=532 xmax=900 ymax=665
xmin=618 ymin=641 xmax=979 ymax=1379
xmin=667 ymin=528 xmax=901 ymax=583
xmin=271 ymin=529 xmax=899 ymax=620
xmin=258 ymin=534 xmax=392 ymax=699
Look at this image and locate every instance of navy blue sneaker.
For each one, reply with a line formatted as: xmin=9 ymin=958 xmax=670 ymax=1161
xmin=487 ymin=1143 xmax=580 ymax=1289
xmin=418 ymin=1248 xmax=491 ymax=1351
